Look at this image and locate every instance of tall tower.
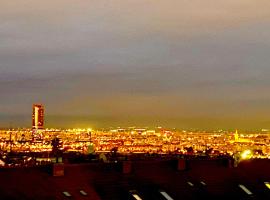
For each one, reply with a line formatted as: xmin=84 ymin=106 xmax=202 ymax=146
xmin=32 ymin=104 xmax=44 ymax=129
xmin=234 ymin=130 xmax=239 ymax=142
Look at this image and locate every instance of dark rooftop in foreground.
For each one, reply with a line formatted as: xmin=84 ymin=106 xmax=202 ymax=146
xmin=0 ymin=158 xmax=270 ymax=200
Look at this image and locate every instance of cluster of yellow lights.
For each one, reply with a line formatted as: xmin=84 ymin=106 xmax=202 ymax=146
xmin=241 ymin=150 xmax=253 ymax=160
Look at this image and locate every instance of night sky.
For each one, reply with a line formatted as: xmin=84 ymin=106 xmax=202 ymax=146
xmin=1 ymin=0 xmax=270 ymax=130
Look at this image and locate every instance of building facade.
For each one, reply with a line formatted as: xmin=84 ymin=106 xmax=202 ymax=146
xmin=32 ymin=104 xmax=44 ymax=129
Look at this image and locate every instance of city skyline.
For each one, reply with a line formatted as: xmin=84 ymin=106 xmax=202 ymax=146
xmin=0 ymin=103 xmax=269 ymax=131
xmin=1 ymin=1 xmax=270 ymax=129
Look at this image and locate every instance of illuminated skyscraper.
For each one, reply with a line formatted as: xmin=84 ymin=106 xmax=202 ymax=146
xmin=32 ymin=104 xmax=44 ymax=129
xmin=234 ymin=130 xmax=239 ymax=142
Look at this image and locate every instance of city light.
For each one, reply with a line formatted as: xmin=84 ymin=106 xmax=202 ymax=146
xmin=241 ymin=150 xmax=253 ymax=160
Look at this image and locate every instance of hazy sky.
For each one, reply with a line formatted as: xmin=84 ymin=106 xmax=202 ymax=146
xmin=1 ymin=0 xmax=270 ymax=129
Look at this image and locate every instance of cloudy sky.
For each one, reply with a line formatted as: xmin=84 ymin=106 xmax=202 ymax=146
xmin=1 ymin=0 xmax=270 ymax=129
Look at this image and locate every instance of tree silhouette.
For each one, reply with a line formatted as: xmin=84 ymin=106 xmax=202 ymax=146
xmin=51 ymin=137 xmax=62 ymax=163
xmin=185 ymin=147 xmax=194 ymax=155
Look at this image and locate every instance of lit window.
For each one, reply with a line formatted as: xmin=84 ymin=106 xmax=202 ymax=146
xmin=63 ymin=191 xmax=72 ymax=197
xmin=160 ymin=191 xmax=174 ymax=200
xmin=80 ymin=190 xmax=87 ymax=196
xmin=238 ymin=184 xmax=253 ymax=195
xmin=187 ymin=182 xmax=194 ymax=187
xmin=264 ymin=182 xmax=270 ymax=190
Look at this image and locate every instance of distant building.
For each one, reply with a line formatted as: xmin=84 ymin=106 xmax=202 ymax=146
xmin=32 ymin=104 xmax=44 ymax=129
xmin=234 ymin=130 xmax=239 ymax=142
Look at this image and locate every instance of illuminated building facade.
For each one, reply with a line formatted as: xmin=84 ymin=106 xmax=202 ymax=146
xmin=234 ymin=130 xmax=239 ymax=142
xmin=32 ymin=104 xmax=44 ymax=130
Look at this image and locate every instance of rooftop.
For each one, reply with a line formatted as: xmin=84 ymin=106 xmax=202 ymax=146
xmin=0 ymin=159 xmax=270 ymax=200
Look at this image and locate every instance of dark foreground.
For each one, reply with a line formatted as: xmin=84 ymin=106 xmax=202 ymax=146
xmin=0 ymin=158 xmax=269 ymax=200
